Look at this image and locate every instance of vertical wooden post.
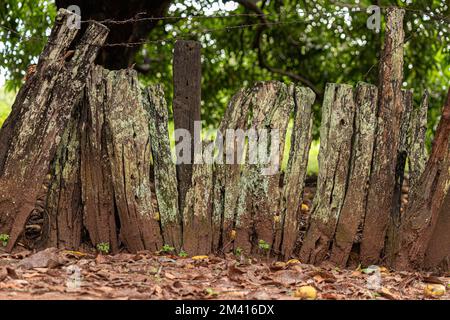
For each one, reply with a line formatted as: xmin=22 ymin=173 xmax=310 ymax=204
xmin=173 ymin=40 xmax=202 ymax=215
xmin=360 ymin=8 xmax=405 ymax=265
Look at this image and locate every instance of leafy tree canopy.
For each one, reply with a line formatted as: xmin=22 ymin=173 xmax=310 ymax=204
xmin=1 ymin=0 xmax=449 ymax=143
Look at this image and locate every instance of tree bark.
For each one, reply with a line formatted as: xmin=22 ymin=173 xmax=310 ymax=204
xmin=360 ymin=8 xmax=405 ymax=265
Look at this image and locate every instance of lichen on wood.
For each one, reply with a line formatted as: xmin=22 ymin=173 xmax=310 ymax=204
xmin=299 ymin=83 xmax=356 ymax=265
xmin=276 ymin=86 xmax=315 ymax=259
xmin=0 ymin=9 xmax=109 ymax=251
xmin=330 ymin=82 xmax=378 ymax=267
xmin=182 ymin=142 xmax=214 ymax=255
xmin=408 ymin=91 xmax=429 ymax=190
xmin=360 ymin=7 xmax=405 ymax=265
xmin=145 ymin=84 xmax=181 ymax=250
xmin=394 ymin=89 xmax=450 ymax=270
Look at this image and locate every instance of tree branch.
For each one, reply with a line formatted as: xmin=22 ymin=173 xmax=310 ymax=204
xmin=231 ymin=0 xmax=323 ymax=98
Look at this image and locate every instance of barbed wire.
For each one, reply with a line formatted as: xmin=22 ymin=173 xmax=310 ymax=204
xmin=1 ymin=5 xmax=448 ymax=49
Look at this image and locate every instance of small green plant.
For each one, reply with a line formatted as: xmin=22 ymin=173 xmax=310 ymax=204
xmin=160 ymin=244 xmax=175 ymax=254
xmin=235 ymin=247 xmax=243 ymax=256
xmin=258 ymin=239 xmax=270 ymax=251
xmin=96 ymin=242 xmax=110 ymax=254
xmin=0 ymin=234 xmax=9 ymax=247
xmin=204 ymin=287 xmax=219 ymax=297
xmin=179 ymin=250 xmax=188 ymax=258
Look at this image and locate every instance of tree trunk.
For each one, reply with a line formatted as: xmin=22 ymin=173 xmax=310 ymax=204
xmin=55 ymin=0 xmax=173 ymax=69
xmin=360 ymin=8 xmax=405 ymax=265
xmin=0 ymin=9 xmax=108 ymax=251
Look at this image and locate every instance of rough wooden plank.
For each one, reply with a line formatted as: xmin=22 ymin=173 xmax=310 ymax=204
xmin=360 ymin=8 xmax=405 ymax=265
xmin=102 ymin=69 xmax=163 ymax=252
xmin=182 ymin=143 xmax=214 ymax=255
xmin=45 ymin=109 xmax=83 ymax=250
xmin=408 ymin=90 xmax=429 ymax=190
xmin=211 ymin=88 xmax=253 ymax=252
xmin=425 ymin=192 xmax=450 ymax=271
xmin=385 ymin=89 xmax=413 ymax=264
xmin=277 ymin=86 xmax=315 ymax=259
xmin=173 ymin=40 xmax=202 ymax=216
xmin=230 ymin=82 xmax=292 ymax=256
xmin=145 ymin=85 xmax=181 ymax=250
xmin=299 ymin=83 xmax=355 ymax=265
xmin=394 ymin=88 xmax=450 ymax=270
xmin=330 ymin=83 xmax=378 ymax=267
xmin=80 ymin=67 xmax=119 ymax=253
xmin=0 ymin=10 xmax=108 ymax=251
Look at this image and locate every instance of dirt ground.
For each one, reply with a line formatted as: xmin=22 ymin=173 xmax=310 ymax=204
xmin=0 ymin=247 xmax=448 ymax=300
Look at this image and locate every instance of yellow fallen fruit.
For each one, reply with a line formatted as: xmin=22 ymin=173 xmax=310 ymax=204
xmin=424 ymin=284 xmax=446 ymax=298
xmin=274 ymin=261 xmax=286 ymax=268
xmin=287 ymin=259 xmax=300 ymax=265
xmin=273 ymin=215 xmax=281 ymax=223
xmin=294 ymin=286 xmax=317 ymax=300
xmin=301 ymin=203 xmax=309 ymax=211
xmin=192 ymin=255 xmax=209 ymax=260
xmin=230 ymin=230 xmax=236 ymax=240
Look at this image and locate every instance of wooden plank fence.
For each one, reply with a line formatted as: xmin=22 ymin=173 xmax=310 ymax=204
xmin=0 ymin=8 xmax=448 ymax=271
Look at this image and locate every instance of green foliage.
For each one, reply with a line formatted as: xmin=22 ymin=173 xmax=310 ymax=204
xmin=160 ymin=244 xmax=175 ymax=254
xmin=0 ymin=0 xmax=449 ymax=146
xmin=0 ymin=0 xmax=56 ymax=91
xmin=235 ymin=247 xmax=243 ymax=256
xmin=179 ymin=249 xmax=188 ymax=258
xmin=0 ymin=86 xmax=14 ymax=128
xmin=0 ymin=233 xmax=9 ymax=247
xmin=96 ymin=242 xmax=110 ymax=254
xmin=258 ymin=239 xmax=270 ymax=251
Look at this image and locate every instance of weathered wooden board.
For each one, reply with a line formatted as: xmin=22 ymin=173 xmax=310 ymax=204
xmin=0 ymin=9 xmax=109 ymax=251
xmin=385 ymin=89 xmax=413 ymax=264
xmin=173 ymin=40 xmax=202 ymax=216
xmin=182 ymin=143 xmax=214 ymax=255
xmin=211 ymin=88 xmax=254 ymax=252
xmin=394 ymin=89 xmax=450 ymax=270
xmin=276 ymin=86 xmax=315 ymax=259
xmin=330 ymin=83 xmax=378 ymax=267
xmin=145 ymin=85 xmax=182 ymax=250
xmin=408 ymin=91 xmax=429 ymax=190
xmin=80 ymin=67 xmax=119 ymax=252
xmin=361 ymin=8 xmax=405 ymax=265
xmin=45 ymin=108 xmax=83 ymax=250
xmin=299 ymin=84 xmax=355 ymax=265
